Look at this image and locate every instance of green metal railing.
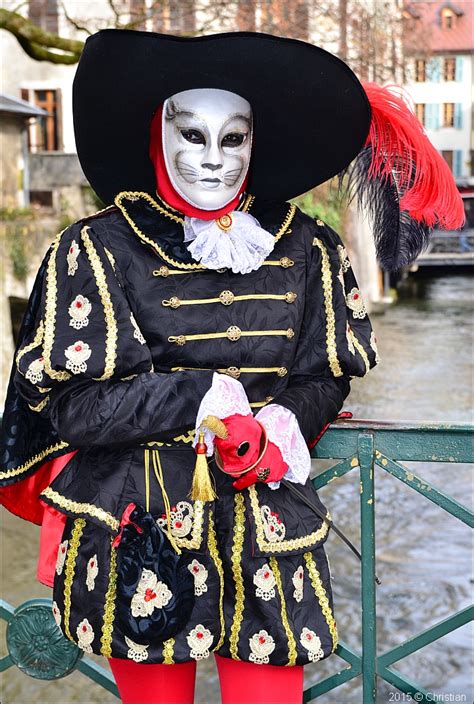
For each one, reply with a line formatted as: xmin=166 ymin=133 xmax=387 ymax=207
xmin=306 ymin=419 xmax=473 ymax=702
xmin=1 ymin=420 xmax=473 ymax=703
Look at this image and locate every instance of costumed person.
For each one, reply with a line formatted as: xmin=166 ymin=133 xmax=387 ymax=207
xmin=0 ymin=29 xmax=464 ymax=704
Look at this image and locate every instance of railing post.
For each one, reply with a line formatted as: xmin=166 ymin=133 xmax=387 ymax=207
xmin=358 ymin=432 xmax=377 ymax=703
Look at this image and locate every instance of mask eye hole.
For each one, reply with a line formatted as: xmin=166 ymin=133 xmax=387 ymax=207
xmin=181 ymin=129 xmax=205 ymax=145
xmin=237 ymin=441 xmax=250 ymax=457
xmin=222 ymin=133 xmax=246 ymax=148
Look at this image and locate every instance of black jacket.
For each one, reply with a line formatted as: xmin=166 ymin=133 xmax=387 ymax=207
xmin=1 ymin=192 xmax=378 ymax=494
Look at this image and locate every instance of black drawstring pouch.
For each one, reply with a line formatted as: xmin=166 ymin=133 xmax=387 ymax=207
xmin=114 ymin=503 xmax=195 ymax=645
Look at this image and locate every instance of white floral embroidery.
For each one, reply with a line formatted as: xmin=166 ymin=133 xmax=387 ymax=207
xmin=130 ymin=313 xmax=146 ymax=345
xmin=86 ymin=554 xmax=98 ymax=591
xmin=346 ymin=287 xmax=367 ymax=319
xmin=248 ymin=630 xmax=275 ymax=664
xmin=188 ymin=559 xmax=208 ymax=597
xmin=300 ymin=627 xmax=325 ymax=662
xmin=337 ymin=266 xmax=347 ymax=297
xmin=125 ymin=636 xmax=150 ymax=663
xmin=253 ymin=564 xmax=276 ymax=601
xmin=68 ymin=295 xmax=92 ymax=330
xmin=52 ymin=601 xmax=61 ymax=627
xmin=292 ymin=566 xmax=304 ymax=603
xmin=337 ymin=245 xmax=351 ymax=272
xmin=346 ymin=323 xmax=355 ymax=355
xmin=65 ymin=341 xmax=92 ymax=374
xmin=67 ymin=240 xmax=80 ymax=276
xmin=56 ymin=539 xmax=68 ymax=575
xmin=130 ymin=569 xmax=172 ymax=618
xmin=370 ymin=331 xmax=380 ymax=364
xmin=186 ymin=624 xmax=213 ymax=660
xmin=25 ymin=356 xmax=45 ymax=384
xmin=156 ymin=501 xmax=194 ymax=539
xmin=77 ymin=618 xmax=94 ymax=653
xmin=260 ymin=505 xmax=286 ymax=543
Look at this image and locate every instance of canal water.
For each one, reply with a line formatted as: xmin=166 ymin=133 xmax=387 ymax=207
xmin=1 ymin=273 xmax=472 ymax=703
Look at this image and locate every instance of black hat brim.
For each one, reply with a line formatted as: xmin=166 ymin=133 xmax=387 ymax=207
xmin=73 ymin=29 xmax=371 ymax=205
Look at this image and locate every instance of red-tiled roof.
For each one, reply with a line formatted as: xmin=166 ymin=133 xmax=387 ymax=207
xmin=406 ymin=1 xmax=473 ymax=52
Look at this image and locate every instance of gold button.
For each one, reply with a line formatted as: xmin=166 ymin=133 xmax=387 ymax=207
xmin=280 ymin=257 xmax=294 ymax=268
xmin=284 ymin=291 xmax=297 ymax=303
xmin=216 ymin=214 xmax=233 ymax=231
xmin=226 ymin=326 xmax=242 ymax=341
xmin=225 ymin=366 xmax=241 ymax=379
xmin=162 ymin=297 xmax=181 ymax=308
xmin=286 ymin=328 xmax=295 ymax=339
xmin=316 ymin=219 xmax=325 ymax=226
xmin=153 ymin=266 xmax=170 ymax=277
xmin=219 ymin=290 xmax=235 ymax=305
xmin=277 ymin=367 xmax=288 ymax=377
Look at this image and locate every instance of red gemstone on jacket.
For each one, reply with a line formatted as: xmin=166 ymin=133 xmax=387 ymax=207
xmin=144 ymin=589 xmax=157 ymax=602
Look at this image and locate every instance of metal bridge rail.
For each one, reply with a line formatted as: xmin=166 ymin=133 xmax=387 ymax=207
xmin=1 ymin=420 xmax=472 ymax=703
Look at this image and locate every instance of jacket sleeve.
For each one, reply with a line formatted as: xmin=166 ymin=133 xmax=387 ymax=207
xmin=272 ymin=217 xmax=380 ymax=444
xmin=13 ymin=220 xmax=213 ymax=448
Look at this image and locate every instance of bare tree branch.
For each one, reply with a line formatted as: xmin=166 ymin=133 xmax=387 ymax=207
xmin=0 ymin=9 xmax=83 ymax=63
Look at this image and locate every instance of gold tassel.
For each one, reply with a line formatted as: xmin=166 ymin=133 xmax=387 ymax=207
xmin=189 ymin=431 xmax=218 ymax=502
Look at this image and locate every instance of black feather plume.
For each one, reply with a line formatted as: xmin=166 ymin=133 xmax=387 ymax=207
xmin=337 ymin=145 xmax=431 ymax=272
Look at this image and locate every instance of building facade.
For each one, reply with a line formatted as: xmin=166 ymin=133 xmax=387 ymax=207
xmin=403 ymin=0 xmax=473 ymax=185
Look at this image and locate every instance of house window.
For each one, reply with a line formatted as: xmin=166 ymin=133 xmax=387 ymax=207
xmin=440 ymin=7 xmax=455 ymax=30
xmin=28 ymin=0 xmax=59 ymax=34
xmin=21 ymin=88 xmax=62 ymax=152
xmin=441 ymin=150 xmax=453 ymax=171
xmin=444 ymin=57 xmax=456 ymax=81
xmin=415 ymin=103 xmax=425 ymax=126
xmin=415 ymin=59 xmax=426 ymax=82
xmin=443 ymin=103 xmax=455 ymax=127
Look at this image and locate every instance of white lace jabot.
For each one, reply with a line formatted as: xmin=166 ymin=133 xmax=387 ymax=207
xmin=183 ymin=211 xmax=275 ymax=275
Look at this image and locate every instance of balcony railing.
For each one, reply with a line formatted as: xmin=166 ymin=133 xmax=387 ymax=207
xmin=1 ymin=420 xmax=473 ymax=703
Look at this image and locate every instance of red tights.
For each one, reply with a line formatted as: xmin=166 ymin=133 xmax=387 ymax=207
xmin=108 ymin=653 xmax=303 ymax=704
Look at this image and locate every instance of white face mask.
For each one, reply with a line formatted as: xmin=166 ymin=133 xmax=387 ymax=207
xmin=162 ymin=88 xmax=252 ymax=211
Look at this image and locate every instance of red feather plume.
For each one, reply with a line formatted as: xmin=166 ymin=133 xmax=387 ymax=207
xmin=362 ymin=82 xmax=465 ymax=229
xmin=338 ymin=82 xmax=466 ymax=271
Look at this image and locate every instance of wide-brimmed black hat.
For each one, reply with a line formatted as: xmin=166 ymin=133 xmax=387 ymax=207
xmin=73 ymin=29 xmax=371 ymax=205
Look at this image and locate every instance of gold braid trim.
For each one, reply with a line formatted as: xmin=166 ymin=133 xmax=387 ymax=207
xmin=312 ymin=237 xmax=343 ymax=378
xmin=43 ymin=229 xmax=72 ymax=381
xmin=28 ymin=396 xmax=50 ymax=412
xmin=348 ymin=329 xmax=370 ymax=375
xmin=162 ymin=638 xmax=175 ymax=664
xmin=103 ymin=246 xmax=117 ymax=273
xmin=0 ymin=441 xmax=69 ymax=481
xmin=80 ymin=226 xmax=118 ymax=380
xmin=274 ymin=204 xmax=297 ymax=244
xmin=40 ymin=487 xmax=120 ymax=531
xmin=229 ymin=493 xmax=246 ymax=660
xmin=303 ymin=552 xmax=338 ymax=653
xmin=248 ymin=485 xmax=331 ymax=553
xmin=100 ymin=539 xmax=118 ymax=657
xmin=63 ymin=518 xmax=86 ymax=642
xmin=16 ymin=320 xmax=44 ymax=370
xmin=269 ymin=557 xmax=297 ymax=666
xmin=208 ymin=511 xmax=225 ymax=651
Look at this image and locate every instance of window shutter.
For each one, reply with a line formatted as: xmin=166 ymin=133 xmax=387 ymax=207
xmin=425 ymin=104 xmax=432 ymax=129
xmin=455 ymin=56 xmax=463 ymax=81
xmin=454 ymin=103 xmax=463 ymax=129
xmin=427 ymin=57 xmax=441 ymax=82
xmin=453 ymin=150 xmax=462 ymax=178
